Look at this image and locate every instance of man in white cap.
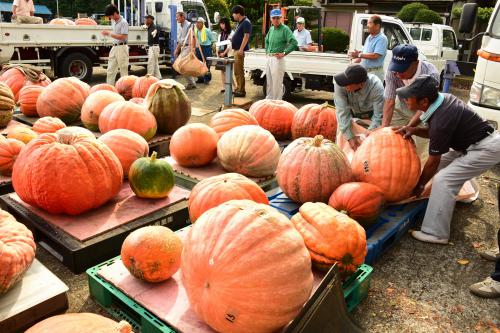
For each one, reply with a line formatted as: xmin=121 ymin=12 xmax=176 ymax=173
xmin=293 ymin=17 xmax=312 ymax=51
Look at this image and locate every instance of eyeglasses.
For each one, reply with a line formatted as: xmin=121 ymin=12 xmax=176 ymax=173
xmin=271 ymin=17 xmax=281 ymax=20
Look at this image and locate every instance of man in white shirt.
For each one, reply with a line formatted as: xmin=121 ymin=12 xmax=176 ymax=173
xmin=12 ymin=0 xmax=43 ymax=24
xmin=293 ymin=17 xmax=312 ymax=51
xmin=102 ymin=4 xmax=129 ymax=85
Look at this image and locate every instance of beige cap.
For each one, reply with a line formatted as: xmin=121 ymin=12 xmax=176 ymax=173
xmin=196 ymin=17 xmax=206 ymax=23
xmin=297 ymin=17 xmax=305 ymax=24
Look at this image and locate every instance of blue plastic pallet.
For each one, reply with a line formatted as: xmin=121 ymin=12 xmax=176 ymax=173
xmin=268 ymin=192 xmax=428 ymax=265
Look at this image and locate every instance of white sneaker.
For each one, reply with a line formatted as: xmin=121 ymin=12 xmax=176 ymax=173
xmin=480 ymin=248 xmax=500 ymax=262
xmin=411 ymin=230 xmax=448 ymax=245
xmin=469 ymin=277 xmax=500 ymax=298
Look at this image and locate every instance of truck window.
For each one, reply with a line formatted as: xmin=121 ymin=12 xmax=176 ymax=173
xmin=422 ymin=29 xmax=432 ymax=41
xmin=146 ymin=3 xmax=152 ymax=15
xmin=410 ymin=28 xmax=421 ymax=40
xmin=382 ymin=22 xmax=410 ymax=50
xmin=182 ymin=2 xmax=208 ymax=26
xmin=490 ymin=7 xmax=500 ymax=38
xmin=442 ymin=30 xmax=457 ymax=49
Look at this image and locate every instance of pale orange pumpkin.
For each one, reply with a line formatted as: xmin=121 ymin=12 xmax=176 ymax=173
xmin=182 ymin=200 xmax=313 ymax=333
xmin=89 ymin=84 xmax=118 ymax=94
xmin=209 ymin=108 xmax=258 ymax=138
xmin=32 ymin=117 xmax=66 ymax=134
xmin=188 ymin=173 xmax=269 ymax=222
xmin=7 ymin=127 xmax=37 ymax=144
xmin=351 ymin=127 xmax=421 ymax=202
xmin=249 ymin=99 xmax=298 ymax=140
xmin=170 ymin=124 xmax=218 ymax=167
xmin=115 ymin=75 xmax=138 ymax=100
xmin=75 ymin=18 xmax=97 ymax=25
xmin=0 ymin=66 xmax=51 ymax=102
xmin=291 ymin=102 xmax=337 ymax=141
xmin=18 ymin=85 xmax=45 ymax=117
xmin=132 ymin=75 xmax=159 ymax=98
xmin=0 ymin=138 xmax=25 ymax=176
xmin=291 ymin=202 xmax=367 ymax=275
xmin=81 ymin=90 xmax=125 ymax=131
xmin=129 ymin=97 xmax=144 ymax=105
xmin=25 ymin=313 xmax=132 ymax=333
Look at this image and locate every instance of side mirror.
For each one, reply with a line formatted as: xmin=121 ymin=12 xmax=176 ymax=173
xmin=459 ymin=3 xmax=477 ymax=34
xmin=214 ymin=11 xmax=220 ymax=24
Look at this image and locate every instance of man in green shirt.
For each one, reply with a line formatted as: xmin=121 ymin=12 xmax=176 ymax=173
xmin=265 ymin=8 xmax=297 ymax=100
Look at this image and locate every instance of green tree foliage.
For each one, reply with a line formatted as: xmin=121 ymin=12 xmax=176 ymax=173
xmin=413 ymin=9 xmax=443 ymax=24
xmin=311 ymin=27 xmax=349 ymax=53
xmin=228 ymin=0 xmax=265 ymax=24
xmin=451 ymin=6 xmax=463 ymax=19
xmin=205 ymin=0 xmax=230 ymax=21
xmin=396 ymin=3 xmax=428 ymax=22
xmin=37 ymin=0 xmax=110 ymax=18
xmin=292 ymin=0 xmax=313 ymax=6
xmin=477 ymin=7 xmax=493 ymax=23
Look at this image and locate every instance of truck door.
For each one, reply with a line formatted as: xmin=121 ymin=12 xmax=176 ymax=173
xmin=441 ymin=29 xmax=459 ymax=61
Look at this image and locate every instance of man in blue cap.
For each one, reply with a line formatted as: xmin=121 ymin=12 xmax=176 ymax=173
xmin=395 ymin=75 xmax=500 ymax=246
xmin=264 ymin=8 xmax=298 ymax=100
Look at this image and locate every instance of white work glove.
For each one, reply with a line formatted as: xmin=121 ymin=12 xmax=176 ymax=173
xmin=151 ymin=29 xmax=157 ymax=38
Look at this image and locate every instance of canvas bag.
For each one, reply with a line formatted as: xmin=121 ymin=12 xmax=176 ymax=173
xmin=173 ymin=27 xmax=208 ymax=77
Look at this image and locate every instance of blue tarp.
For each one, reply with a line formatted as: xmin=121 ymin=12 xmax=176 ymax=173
xmin=0 ymin=2 xmax=52 ymax=15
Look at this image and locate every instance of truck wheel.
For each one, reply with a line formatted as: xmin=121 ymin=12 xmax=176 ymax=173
xmin=58 ymin=53 xmax=93 ymax=81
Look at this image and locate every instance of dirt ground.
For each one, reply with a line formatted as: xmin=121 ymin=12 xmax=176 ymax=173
xmin=35 ymin=67 xmax=500 ymax=332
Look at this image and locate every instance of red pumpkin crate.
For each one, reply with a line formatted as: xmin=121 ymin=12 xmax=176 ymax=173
xmin=0 ymin=184 xmax=190 ymax=274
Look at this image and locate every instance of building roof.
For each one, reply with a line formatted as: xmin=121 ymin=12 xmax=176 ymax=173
xmin=0 ymin=2 xmax=52 ymax=15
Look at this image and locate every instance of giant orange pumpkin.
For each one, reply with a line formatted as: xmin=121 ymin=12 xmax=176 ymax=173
xmin=33 ymin=116 xmax=66 ymax=134
xmin=98 ymin=101 xmax=157 ymax=141
xmin=351 ymin=127 xmax=421 ymax=202
xmin=276 ymin=135 xmax=352 ymax=203
xmin=249 ymin=99 xmax=297 ymax=140
xmin=170 ymin=124 xmax=218 ymax=167
xmin=25 ymin=313 xmax=132 ymax=333
xmin=132 ymin=74 xmax=159 ymax=99
xmin=0 ymin=209 xmax=36 ymax=294
xmin=7 ymin=127 xmax=38 ymax=144
xmin=18 ymin=85 xmax=45 ymax=117
xmin=291 ymin=102 xmax=337 ymax=141
xmin=121 ymin=226 xmax=182 ymax=283
xmin=49 ymin=18 xmax=75 ymax=25
xmin=81 ymin=91 xmax=125 ymax=131
xmin=188 ymin=173 xmax=269 ymax=222
xmin=217 ymin=125 xmax=281 ymax=178
xmin=209 ymin=108 xmax=258 ymax=138
xmin=0 ymin=66 xmax=51 ymax=102
xmin=182 ymin=200 xmax=313 ymax=333
xmin=115 ymin=75 xmax=138 ymax=100
xmin=98 ymin=129 xmax=149 ymax=175
xmin=291 ymin=202 xmax=367 ymax=275
xmin=328 ymin=182 xmax=385 ymax=228
xmin=75 ymin=18 xmax=97 ymax=25
xmin=12 ymin=133 xmax=123 ymax=215
xmin=0 ymin=138 xmax=25 ymax=176
xmin=36 ymin=77 xmax=89 ymax=124
xmin=129 ymin=97 xmax=144 ymax=105
xmin=89 ymin=83 xmax=118 ymax=94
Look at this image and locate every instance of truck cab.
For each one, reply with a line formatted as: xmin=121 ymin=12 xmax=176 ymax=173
xmin=144 ymin=0 xmax=211 ymax=33
xmin=405 ymin=23 xmax=459 ymax=62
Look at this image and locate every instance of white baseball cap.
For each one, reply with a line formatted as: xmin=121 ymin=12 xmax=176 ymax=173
xmin=197 ymin=17 xmax=206 ymax=23
xmin=297 ymin=17 xmax=305 ymax=24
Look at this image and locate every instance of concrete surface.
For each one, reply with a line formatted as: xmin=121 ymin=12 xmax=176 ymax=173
xmin=34 ymin=66 xmax=499 ymax=332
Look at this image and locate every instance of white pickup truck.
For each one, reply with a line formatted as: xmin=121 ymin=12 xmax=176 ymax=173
xmin=405 ymin=22 xmax=459 ymax=62
xmin=0 ymin=0 xmax=211 ymax=81
xmin=245 ymin=13 xmax=447 ymax=98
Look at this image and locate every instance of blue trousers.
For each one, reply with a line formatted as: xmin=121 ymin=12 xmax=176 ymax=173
xmin=196 ymin=45 xmax=212 ymax=83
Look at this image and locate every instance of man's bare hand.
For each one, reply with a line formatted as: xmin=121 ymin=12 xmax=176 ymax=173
xmin=101 ymin=30 xmax=111 ymax=36
xmin=412 ymin=184 xmax=425 ymax=198
xmin=275 ymin=53 xmax=285 ymax=59
xmin=349 ymin=50 xmax=360 ymax=58
xmin=237 ymin=49 xmax=244 ymax=57
xmin=348 ymin=137 xmax=362 ymax=151
xmin=392 ymin=126 xmax=416 ymax=139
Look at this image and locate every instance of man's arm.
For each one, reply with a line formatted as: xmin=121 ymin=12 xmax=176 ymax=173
xmin=369 ymin=79 xmax=385 ymax=129
xmin=110 ymin=33 xmax=127 ymax=41
xmin=382 ymin=99 xmax=396 ymax=127
xmin=238 ymin=33 xmax=250 ymax=55
xmin=283 ymin=28 xmax=298 ymax=55
xmin=334 ymin=85 xmax=354 ymax=141
xmin=381 ymin=71 xmax=398 ymax=127
xmin=305 ymin=30 xmax=313 ymax=45
xmin=413 ymin=154 xmax=441 ymax=197
xmin=29 ymin=1 xmax=34 ymax=16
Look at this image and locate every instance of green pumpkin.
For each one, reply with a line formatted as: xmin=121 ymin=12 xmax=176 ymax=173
xmin=128 ymin=152 xmax=175 ymax=199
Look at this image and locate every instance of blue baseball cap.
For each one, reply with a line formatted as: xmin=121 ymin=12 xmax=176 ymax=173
xmin=270 ymin=9 xmax=282 ymax=18
xmin=389 ymin=44 xmax=419 ymax=73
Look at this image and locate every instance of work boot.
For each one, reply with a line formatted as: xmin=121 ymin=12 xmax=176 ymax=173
xmin=185 ymin=83 xmax=196 ymax=90
xmin=480 ymin=248 xmax=500 ymax=261
xmin=469 ymin=277 xmax=500 ymax=298
xmin=234 ymin=91 xmax=246 ymax=97
xmin=411 ymin=230 xmax=448 ymax=245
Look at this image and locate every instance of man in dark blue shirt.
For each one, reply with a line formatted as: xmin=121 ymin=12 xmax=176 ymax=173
xmin=395 ymin=75 xmax=499 ymax=245
xmin=231 ymin=5 xmax=252 ymax=97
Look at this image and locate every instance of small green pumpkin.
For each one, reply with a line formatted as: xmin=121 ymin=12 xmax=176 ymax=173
xmin=128 ymin=152 xmax=175 ymax=199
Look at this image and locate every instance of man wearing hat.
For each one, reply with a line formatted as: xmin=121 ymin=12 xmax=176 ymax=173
xmin=265 ymin=8 xmax=298 ymax=100
xmin=144 ymin=15 xmax=161 ymax=79
xmin=334 ymin=64 xmax=384 ymax=151
xmin=194 ymin=17 xmax=215 ymax=84
xmin=293 ymin=17 xmax=312 ymax=50
xmin=102 ymin=4 xmax=129 ymax=85
xmin=395 ymin=75 xmax=500 ymax=245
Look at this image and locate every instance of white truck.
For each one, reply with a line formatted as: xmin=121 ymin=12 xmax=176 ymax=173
xmin=461 ymin=1 xmax=500 ymax=130
xmin=405 ymin=22 xmax=459 ymax=62
xmin=245 ymin=13 xmax=448 ymax=98
xmin=0 ymin=0 xmax=211 ymax=81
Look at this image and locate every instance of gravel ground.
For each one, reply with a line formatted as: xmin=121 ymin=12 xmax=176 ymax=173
xmin=34 ymin=66 xmax=500 ymax=332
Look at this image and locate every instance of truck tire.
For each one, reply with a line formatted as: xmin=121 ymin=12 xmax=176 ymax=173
xmin=58 ymin=52 xmax=93 ymax=81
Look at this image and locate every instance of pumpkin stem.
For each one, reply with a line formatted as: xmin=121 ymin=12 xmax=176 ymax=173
xmin=313 ymin=135 xmax=324 ymax=147
xmin=340 ymin=210 xmax=349 ymax=216
xmin=322 ymin=101 xmax=333 ymax=108
xmin=150 ymin=151 xmax=158 ymax=162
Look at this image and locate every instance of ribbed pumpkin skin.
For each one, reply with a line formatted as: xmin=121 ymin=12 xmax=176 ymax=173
xmin=130 ymin=97 xmax=144 ymax=104
xmin=75 ymin=18 xmax=97 ymax=25
xmin=36 ymin=78 xmax=89 ymax=124
xmin=291 ymin=102 xmax=337 ymax=141
xmin=12 ymin=133 xmax=123 ymax=215
xmin=0 ymin=138 xmax=25 ymax=176
xmin=249 ymin=99 xmax=298 ymax=140
xmin=170 ymin=124 xmax=218 ymax=167
xmin=132 ymin=75 xmax=159 ymax=98
xmin=209 ymin=108 xmax=258 ymax=138
xmin=89 ymin=84 xmax=118 ymax=94
xmin=81 ymin=91 xmax=125 ymax=131
xmin=188 ymin=173 xmax=269 ymax=222
xmin=121 ymin=226 xmax=183 ymax=282
xmin=182 ymin=200 xmax=313 ymax=333
xmin=7 ymin=127 xmax=37 ymax=144
xmin=25 ymin=313 xmax=133 ymax=333
xmin=291 ymin=202 xmax=367 ymax=275
xmin=351 ymin=127 xmax=421 ymax=202
xmin=98 ymin=101 xmax=157 ymax=141
xmin=49 ymin=18 xmax=75 ymax=25
xmin=128 ymin=153 xmax=175 ymax=199
xmin=0 ymin=82 xmax=15 ymax=127
xmin=33 ymin=116 xmax=66 ymax=134
xmin=328 ymin=182 xmax=385 ymax=228
xmin=115 ymin=75 xmax=138 ymax=100
xmin=18 ymin=85 xmax=44 ymax=117
xmin=217 ymin=125 xmax=281 ymax=178
xmin=98 ymin=129 xmax=149 ymax=175
xmin=277 ymin=135 xmax=352 ymax=203
xmin=56 ymin=126 xmax=95 ymax=140
xmin=145 ymin=80 xmax=191 ymax=134
xmin=0 ymin=209 xmax=36 ymax=294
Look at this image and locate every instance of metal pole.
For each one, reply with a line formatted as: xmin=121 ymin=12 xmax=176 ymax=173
xmin=169 ymin=5 xmax=178 ymax=65
xmin=56 ymin=0 xmax=59 ymax=17
xmin=208 ymin=57 xmax=235 ymax=107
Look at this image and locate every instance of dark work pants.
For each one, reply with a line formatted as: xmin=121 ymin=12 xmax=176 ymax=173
xmin=493 ymin=228 xmax=500 ymax=282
